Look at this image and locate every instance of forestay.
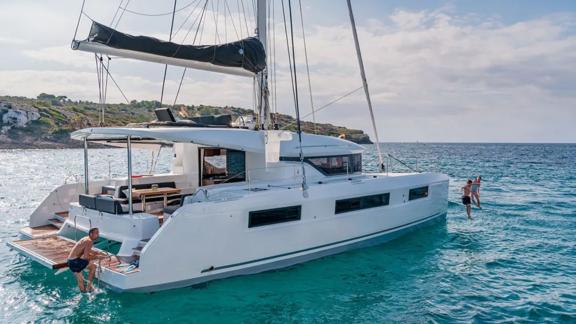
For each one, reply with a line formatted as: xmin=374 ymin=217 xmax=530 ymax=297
xmin=72 ymin=21 xmax=266 ymax=77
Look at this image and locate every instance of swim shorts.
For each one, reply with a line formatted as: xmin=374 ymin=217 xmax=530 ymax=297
xmin=67 ymin=258 xmax=89 ymax=273
xmin=462 ymin=196 xmax=471 ymax=205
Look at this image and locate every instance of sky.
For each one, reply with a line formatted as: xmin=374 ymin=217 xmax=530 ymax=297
xmin=0 ymin=0 xmax=574 ymax=143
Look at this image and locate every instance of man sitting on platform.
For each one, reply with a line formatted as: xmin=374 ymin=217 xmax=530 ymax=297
xmin=67 ymin=228 xmax=99 ymax=292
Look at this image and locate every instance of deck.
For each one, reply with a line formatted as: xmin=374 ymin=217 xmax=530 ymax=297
xmin=20 ymin=225 xmax=60 ymax=239
xmin=9 ymin=236 xmax=139 ymax=274
xmin=20 ymin=211 xmax=70 ymax=239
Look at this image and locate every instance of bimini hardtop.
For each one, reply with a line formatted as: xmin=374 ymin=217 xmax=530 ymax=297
xmin=71 ymin=127 xmax=365 ymax=157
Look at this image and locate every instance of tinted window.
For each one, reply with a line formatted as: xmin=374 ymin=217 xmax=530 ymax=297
xmin=249 ymin=205 xmax=302 ymax=228
xmin=335 ymin=193 xmax=390 ymax=214
xmin=201 ymin=148 xmax=245 ymax=185
xmin=307 ymin=154 xmax=362 ymax=175
xmin=409 ymin=186 xmax=429 ymax=201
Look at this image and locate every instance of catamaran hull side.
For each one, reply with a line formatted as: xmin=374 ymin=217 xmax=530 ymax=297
xmin=97 ymin=173 xmax=449 ymax=292
xmin=106 ymin=211 xmax=445 ymax=292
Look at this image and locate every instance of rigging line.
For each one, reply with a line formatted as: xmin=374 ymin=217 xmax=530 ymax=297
xmin=172 ymin=0 xmax=209 ymax=107
xmin=72 ymin=0 xmax=87 ymax=41
xmin=298 ymin=0 xmax=316 ymax=134
xmin=346 ymin=0 xmax=385 ymax=171
xmin=271 ymin=0 xmax=278 ymax=117
xmin=239 ymin=0 xmax=251 ymax=36
xmin=103 ymin=56 xmax=111 ymax=125
xmin=103 ymin=0 xmax=131 ymax=45
xmin=287 ymin=0 xmax=308 ymax=193
xmin=281 ymin=86 xmax=363 ymax=130
xmin=251 ymin=0 xmax=257 ymax=22
xmin=118 ymin=0 xmax=201 ymax=17
xmin=110 ymin=0 xmax=126 ymax=26
xmin=160 ymin=0 xmax=179 ymax=106
xmin=94 ymin=54 xmax=102 ymax=125
xmin=281 ymin=0 xmax=297 ymax=116
xmin=113 ymin=0 xmax=130 ymax=28
xmin=173 ymin=0 xmax=203 ymax=38
xmin=224 ymin=0 xmax=228 ymax=42
xmin=81 ymin=11 xmax=96 ymax=23
xmin=235 ymin=0 xmax=244 ymax=38
xmin=212 ymin=0 xmax=222 ymax=44
xmin=99 ymin=61 xmax=131 ymax=104
xmin=253 ymin=77 xmax=258 ymax=125
xmin=266 ymin=0 xmax=273 ymax=121
xmin=174 ymin=0 xmax=208 ymax=54
xmin=198 ymin=8 xmax=207 ymax=43
xmin=223 ymin=0 xmax=240 ymax=40
xmin=100 ymin=55 xmax=106 ymax=125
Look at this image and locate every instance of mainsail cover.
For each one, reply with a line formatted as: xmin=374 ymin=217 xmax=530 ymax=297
xmin=73 ymin=21 xmax=266 ymax=76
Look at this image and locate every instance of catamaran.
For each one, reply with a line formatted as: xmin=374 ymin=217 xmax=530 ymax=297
xmin=8 ymin=0 xmax=448 ymax=292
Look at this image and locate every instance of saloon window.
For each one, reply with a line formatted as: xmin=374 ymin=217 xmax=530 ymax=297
xmin=306 ymin=154 xmax=362 ymax=175
xmin=335 ymin=193 xmax=390 ymax=214
xmin=200 ymin=148 xmax=245 ymax=186
xmin=248 ymin=206 xmax=302 ymax=228
xmin=408 ymin=186 xmax=429 ymax=201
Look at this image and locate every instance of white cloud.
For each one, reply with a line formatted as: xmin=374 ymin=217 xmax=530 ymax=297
xmin=1 ymin=3 xmax=575 ymax=142
xmin=0 ymin=35 xmax=27 ymax=45
xmin=22 ymin=46 xmax=94 ymax=68
xmin=283 ymin=10 xmax=576 ymax=142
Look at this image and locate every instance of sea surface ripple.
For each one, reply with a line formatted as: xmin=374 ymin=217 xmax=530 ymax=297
xmin=0 ymin=143 xmax=574 ymax=323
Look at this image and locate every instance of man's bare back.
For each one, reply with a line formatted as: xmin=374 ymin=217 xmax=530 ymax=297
xmin=68 ymin=236 xmax=93 ymax=260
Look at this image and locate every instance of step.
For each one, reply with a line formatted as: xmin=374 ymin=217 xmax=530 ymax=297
xmin=48 ymin=218 xmax=64 ymax=229
xmin=137 ymin=239 xmax=149 ymax=248
xmin=132 ymin=245 xmax=143 ymax=256
xmin=53 ymin=211 xmax=69 ymax=222
xmin=19 ymin=225 xmax=59 ymax=239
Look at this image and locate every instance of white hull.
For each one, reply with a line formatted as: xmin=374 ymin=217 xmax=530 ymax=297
xmin=8 ymin=127 xmax=449 ymax=293
xmin=121 ymin=211 xmax=445 ymax=292
xmin=97 ymin=172 xmax=448 ymax=292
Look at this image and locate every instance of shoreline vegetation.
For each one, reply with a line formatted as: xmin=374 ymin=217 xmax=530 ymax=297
xmin=0 ymin=94 xmax=372 ymax=149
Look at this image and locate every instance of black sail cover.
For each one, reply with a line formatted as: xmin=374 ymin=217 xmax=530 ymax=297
xmin=81 ymin=21 xmax=266 ymax=74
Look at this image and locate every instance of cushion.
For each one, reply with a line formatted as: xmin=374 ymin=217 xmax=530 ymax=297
xmin=79 ymin=194 xmax=97 ymax=209
xmin=95 ymin=195 xmax=124 ymax=214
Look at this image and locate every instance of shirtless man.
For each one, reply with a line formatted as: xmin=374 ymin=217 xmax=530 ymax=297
xmin=67 ymin=228 xmax=99 ymax=292
xmin=462 ymin=180 xmax=473 ymax=219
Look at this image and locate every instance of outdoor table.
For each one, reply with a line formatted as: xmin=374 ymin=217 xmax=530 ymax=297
xmin=131 ymin=187 xmax=181 ymax=212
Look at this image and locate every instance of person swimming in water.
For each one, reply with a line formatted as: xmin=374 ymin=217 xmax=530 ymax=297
xmin=462 ymin=180 xmax=473 ymax=219
xmin=471 ymin=176 xmax=482 ymax=209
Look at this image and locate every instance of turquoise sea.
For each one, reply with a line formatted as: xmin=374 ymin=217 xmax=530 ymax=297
xmin=0 ymin=143 xmax=575 ymax=323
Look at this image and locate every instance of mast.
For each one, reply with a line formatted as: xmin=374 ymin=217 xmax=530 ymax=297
xmin=346 ymin=0 xmax=385 ymax=171
xmin=256 ymin=0 xmax=271 ymax=129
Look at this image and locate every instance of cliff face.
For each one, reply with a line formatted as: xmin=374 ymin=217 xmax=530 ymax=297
xmin=0 ymin=95 xmax=371 ymax=149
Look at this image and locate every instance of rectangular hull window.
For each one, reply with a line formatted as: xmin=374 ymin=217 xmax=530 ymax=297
xmin=409 ymin=186 xmax=429 ymax=201
xmin=249 ymin=205 xmax=302 ymax=228
xmin=335 ymin=193 xmax=390 ymax=214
